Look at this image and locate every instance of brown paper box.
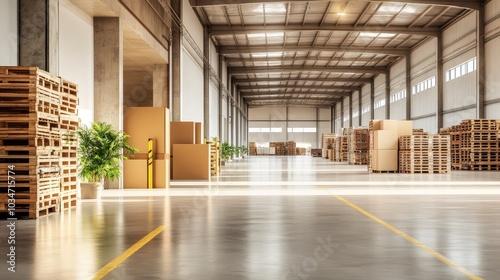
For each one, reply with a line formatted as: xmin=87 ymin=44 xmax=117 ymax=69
xmin=171 ymin=122 xmax=196 ymax=155
xmin=397 ymin=120 xmax=414 ymax=137
xmin=172 ymin=144 xmax=210 ymax=180
xmin=372 ymin=150 xmax=398 ymax=171
xmin=124 ymin=107 xmax=170 ymax=154
xmin=374 ymin=130 xmax=398 ymax=150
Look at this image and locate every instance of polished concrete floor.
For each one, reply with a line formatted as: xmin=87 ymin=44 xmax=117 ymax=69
xmin=1 ymin=156 xmax=500 ymax=280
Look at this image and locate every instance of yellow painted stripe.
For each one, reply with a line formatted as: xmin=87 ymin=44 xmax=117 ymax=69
xmin=91 ymin=225 xmax=165 ymax=280
xmin=335 ymin=195 xmax=483 ymax=280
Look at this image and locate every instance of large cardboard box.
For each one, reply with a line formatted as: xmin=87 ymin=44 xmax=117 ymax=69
xmin=373 ymin=130 xmax=398 ymax=150
xmin=171 ymin=122 xmax=196 ymax=155
xmin=172 ymin=144 xmax=210 ymax=180
xmin=124 ymin=159 xmax=170 ymax=188
xmin=372 ymin=150 xmax=398 ymax=171
xmin=124 ymin=107 xmax=170 ymax=154
xmin=195 ymin=122 xmax=202 ymax=144
xmin=397 ymin=120 xmax=414 ymax=137
xmin=380 ymin=120 xmax=398 ymax=131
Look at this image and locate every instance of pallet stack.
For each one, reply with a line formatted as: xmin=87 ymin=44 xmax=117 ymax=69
xmin=460 ymin=119 xmax=500 ymax=170
xmin=249 ymin=142 xmax=257 ymax=156
xmin=0 ymin=66 xmax=69 ymax=218
xmin=269 ymin=142 xmax=286 ymax=155
xmin=334 ymin=136 xmax=349 ymax=162
xmin=399 ymin=135 xmax=451 ymax=174
xmin=59 ymin=79 xmax=79 ymax=210
xmin=286 ymin=141 xmax=296 ymax=155
xmin=348 ymin=128 xmax=368 ymax=165
xmin=413 ymin=128 xmax=428 ymax=136
xmin=450 ymin=125 xmax=462 ymax=170
xmin=296 ymin=147 xmax=306 ymax=155
xmin=205 ymin=139 xmax=219 ymax=175
xmin=321 ymin=134 xmax=336 ymax=158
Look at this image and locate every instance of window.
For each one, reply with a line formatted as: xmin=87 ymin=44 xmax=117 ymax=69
xmin=293 ymin=128 xmax=303 ymax=132
xmin=374 ymin=99 xmax=386 ymax=109
xmin=303 ymin=128 xmax=316 ymax=133
xmin=362 ymin=106 xmax=370 ymax=114
xmin=270 ymin=128 xmax=282 ymax=133
xmin=412 ymin=76 xmax=436 ymax=95
xmin=390 ymin=89 xmax=406 ymax=103
xmin=446 ymin=57 xmax=477 ymax=82
xmin=287 ymin=128 xmax=293 ymax=132
xmin=261 ymin=128 xmax=270 ymax=132
xmin=249 ymin=128 xmax=260 ymax=133
xmin=352 ymin=111 xmax=359 ymax=118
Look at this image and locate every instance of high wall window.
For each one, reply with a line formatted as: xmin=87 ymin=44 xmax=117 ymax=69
xmin=412 ymin=76 xmax=436 ymax=95
xmin=374 ymin=99 xmax=386 ymax=109
xmin=445 ymin=57 xmax=476 ymax=82
xmin=287 ymin=127 xmax=316 ymax=133
xmin=352 ymin=110 xmax=359 ymax=118
xmin=390 ymin=89 xmax=407 ymax=103
xmin=344 ymin=114 xmax=350 ymax=121
xmin=362 ymin=106 xmax=370 ymax=114
xmin=250 ymin=127 xmax=282 ymax=133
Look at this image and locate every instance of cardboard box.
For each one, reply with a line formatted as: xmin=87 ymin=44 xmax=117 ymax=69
xmin=373 ymin=130 xmax=398 ymax=150
xmin=171 ymin=122 xmax=196 ymax=155
xmin=380 ymin=120 xmax=398 ymax=131
xmin=195 ymin=122 xmax=202 ymax=144
xmin=397 ymin=120 xmax=414 ymax=137
xmin=124 ymin=107 xmax=170 ymax=154
xmin=372 ymin=150 xmax=398 ymax=171
xmin=172 ymin=144 xmax=210 ymax=180
xmin=124 ymin=159 xmax=170 ymax=188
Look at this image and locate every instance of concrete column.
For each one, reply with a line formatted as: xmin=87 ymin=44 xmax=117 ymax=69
xmin=358 ymin=88 xmax=363 ymax=126
xmin=316 ymin=108 xmax=320 ymax=148
xmin=385 ymin=72 xmax=391 ymax=119
xmin=171 ymin=0 xmax=182 ymax=121
xmin=341 ymin=98 xmax=345 ymax=128
xmin=226 ymin=74 xmax=232 ymax=142
xmin=331 ymin=105 xmax=336 ymax=133
xmin=19 ymin=0 xmax=59 ymax=74
xmin=477 ymin=5 xmax=485 ymax=118
xmin=153 ymin=64 xmax=168 ymax=107
xmin=370 ymin=81 xmax=375 ymax=120
xmin=437 ymin=35 xmax=444 ymax=129
xmin=218 ymin=52 xmax=223 ymax=140
xmin=235 ymin=90 xmax=240 ymax=147
xmin=203 ymin=26 xmax=210 ymax=138
xmin=286 ymin=106 xmax=289 ymax=140
xmin=406 ymin=55 xmax=412 ymax=120
xmin=94 ymin=17 xmax=123 ymax=189
xmin=348 ymin=94 xmax=353 ymax=127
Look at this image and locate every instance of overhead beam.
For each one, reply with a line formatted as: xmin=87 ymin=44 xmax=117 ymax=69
xmin=233 ymin=77 xmax=373 ymax=84
xmin=190 ymin=0 xmax=481 ymax=10
xmin=241 ymin=91 xmax=351 ymax=97
xmin=246 ymin=97 xmax=341 ymax=103
xmin=225 ymin=56 xmax=399 ymax=64
xmin=220 ymin=46 xmax=409 ymax=57
xmin=230 ymin=65 xmax=386 ymax=75
xmin=239 ymin=86 xmax=358 ymax=91
xmin=210 ymin=25 xmax=439 ymax=37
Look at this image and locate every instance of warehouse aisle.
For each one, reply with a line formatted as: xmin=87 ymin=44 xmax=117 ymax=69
xmin=1 ymin=156 xmax=500 ymax=280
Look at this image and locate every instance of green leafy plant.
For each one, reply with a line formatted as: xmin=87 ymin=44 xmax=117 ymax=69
xmin=239 ymin=145 xmax=248 ymax=155
xmin=76 ymin=122 xmax=137 ymax=183
xmin=221 ymin=142 xmax=232 ymax=160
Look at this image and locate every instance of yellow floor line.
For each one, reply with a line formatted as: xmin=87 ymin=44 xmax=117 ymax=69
xmin=335 ymin=195 xmax=484 ymax=280
xmin=91 ymin=225 xmax=166 ymax=280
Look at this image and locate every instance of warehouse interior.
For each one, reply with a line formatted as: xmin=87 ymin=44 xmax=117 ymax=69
xmin=1 ymin=0 xmax=500 ymax=279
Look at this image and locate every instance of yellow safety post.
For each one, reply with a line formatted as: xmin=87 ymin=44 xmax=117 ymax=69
xmin=147 ymin=138 xmax=153 ymax=189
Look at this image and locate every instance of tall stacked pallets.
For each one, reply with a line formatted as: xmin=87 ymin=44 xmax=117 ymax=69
xmin=348 ymin=128 xmax=368 ymax=165
xmin=286 ymin=141 xmax=296 ymax=155
xmin=399 ymin=135 xmax=451 ymax=174
xmin=334 ymin=136 xmax=349 ymax=162
xmin=321 ymin=133 xmax=336 ymax=158
xmin=449 ymin=125 xmax=462 ymax=170
xmin=205 ymin=139 xmax=219 ymax=175
xmin=460 ymin=119 xmax=500 ymax=170
xmin=270 ymin=142 xmax=286 ymax=155
xmin=0 ymin=67 xmax=73 ymax=218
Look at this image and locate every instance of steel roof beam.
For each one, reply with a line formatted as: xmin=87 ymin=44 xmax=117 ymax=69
xmin=239 ymin=85 xmax=359 ymax=92
xmin=233 ymin=77 xmax=373 ymax=84
xmin=230 ymin=65 xmax=386 ymax=75
xmin=210 ymin=25 xmax=439 ymax=37
xmin=220 ymin=45 xmax=409 ymax=56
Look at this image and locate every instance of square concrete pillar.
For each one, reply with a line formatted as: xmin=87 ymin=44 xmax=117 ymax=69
xmin=94 ymin=17 xmax=123 ymax=189
xmin=153 ymin=64 xmax=168 ymax=107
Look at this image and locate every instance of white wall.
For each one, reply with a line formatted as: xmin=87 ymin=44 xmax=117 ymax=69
xmin=389 ymin=59 xmax=406 ymax=120
xmin=209 ymin=83 xmax=218 ymax=138
xmin=182 ymin=0 xmax=203 ymax=66
xmin=59 ymin=0 xmax=94 ymax=125
xmin=0 ymin=0 xmax=17 ymax=66
xmin=374 ymin=75 xmax=386 ymax=119
xmin=181 ymin=49 xmax=203 ymax=122
xmin=485 ymin=0 xmax=500 ymax=118
xmin=361 ymin=84 xmax=371 ymax=126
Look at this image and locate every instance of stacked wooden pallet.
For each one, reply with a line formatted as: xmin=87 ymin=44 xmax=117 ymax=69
xmin=270 ymin=142 xmax=286 ymax=155
xmin=0 ymin=67 xmax=63 ymax=218
xmin=296 ymin=147 xmax=306 ymax=155
xmin=286 ymin=141 xmax=296 ymax=155
xmin=334 ymin=136 xmax=349 ymax=162
xmin=59 ymin=79 xmax=79 ymax=210
xmin=249 ymin=142 xmax=257 ymax=156
xmin=412 ymin=128 xmax=428 ymax=136
xmin=348 ymin=128 xmax=368 ymax=165
xmin=450 ymin=125 xmax=462 ymax=170
xmin=399 ymin=135 xmax=451 ymax=174
xmin=321 ymin=133 xmax=336 ymax=158
xmin=205 ymin=139 xmax=219 ymax=175
xmin=460 ymin=119 xmax=500 ymax=170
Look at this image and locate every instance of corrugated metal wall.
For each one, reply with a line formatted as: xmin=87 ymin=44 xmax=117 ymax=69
xmin=443 ymin=12 xmax=477 ymax=125
xmin=374 ymin=75 xmax=386 ymax=119
xmin=485 ymin=0 xmax=500 ymax=118
xmin=336 ymin=102 xmax=342 ymax=134
xmin=351 ymin=91 xmax=360 ymax=126
xmin=343 ymin=96 xmax=350 ymax=127
xmin=410 ymin=38 xmax=438 ymax=133
xmin=361 ymin=84 xmax=371 ymax=126
xmin=389 ymin=58 xmax=406 ymax=120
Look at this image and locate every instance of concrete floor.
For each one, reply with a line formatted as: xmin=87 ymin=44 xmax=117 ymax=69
xmin=1 ymin=156 xmax=500 ymax=280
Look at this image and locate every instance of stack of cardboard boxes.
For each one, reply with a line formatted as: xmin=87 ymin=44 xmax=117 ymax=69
xmin=369 ymin=120 xmax=413 ymax=172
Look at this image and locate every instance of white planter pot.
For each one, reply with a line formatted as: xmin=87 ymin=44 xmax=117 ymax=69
xmin=80 ymin=182 xmax=102 ymax=199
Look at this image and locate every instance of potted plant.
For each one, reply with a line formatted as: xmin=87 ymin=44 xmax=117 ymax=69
xmin=240 ymin=145 xmax=248 ymax=158
xmin=220 ymin=141 xmax=232 ymax=166
xmin=76 ymin=122 xmax=137 ymax=199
